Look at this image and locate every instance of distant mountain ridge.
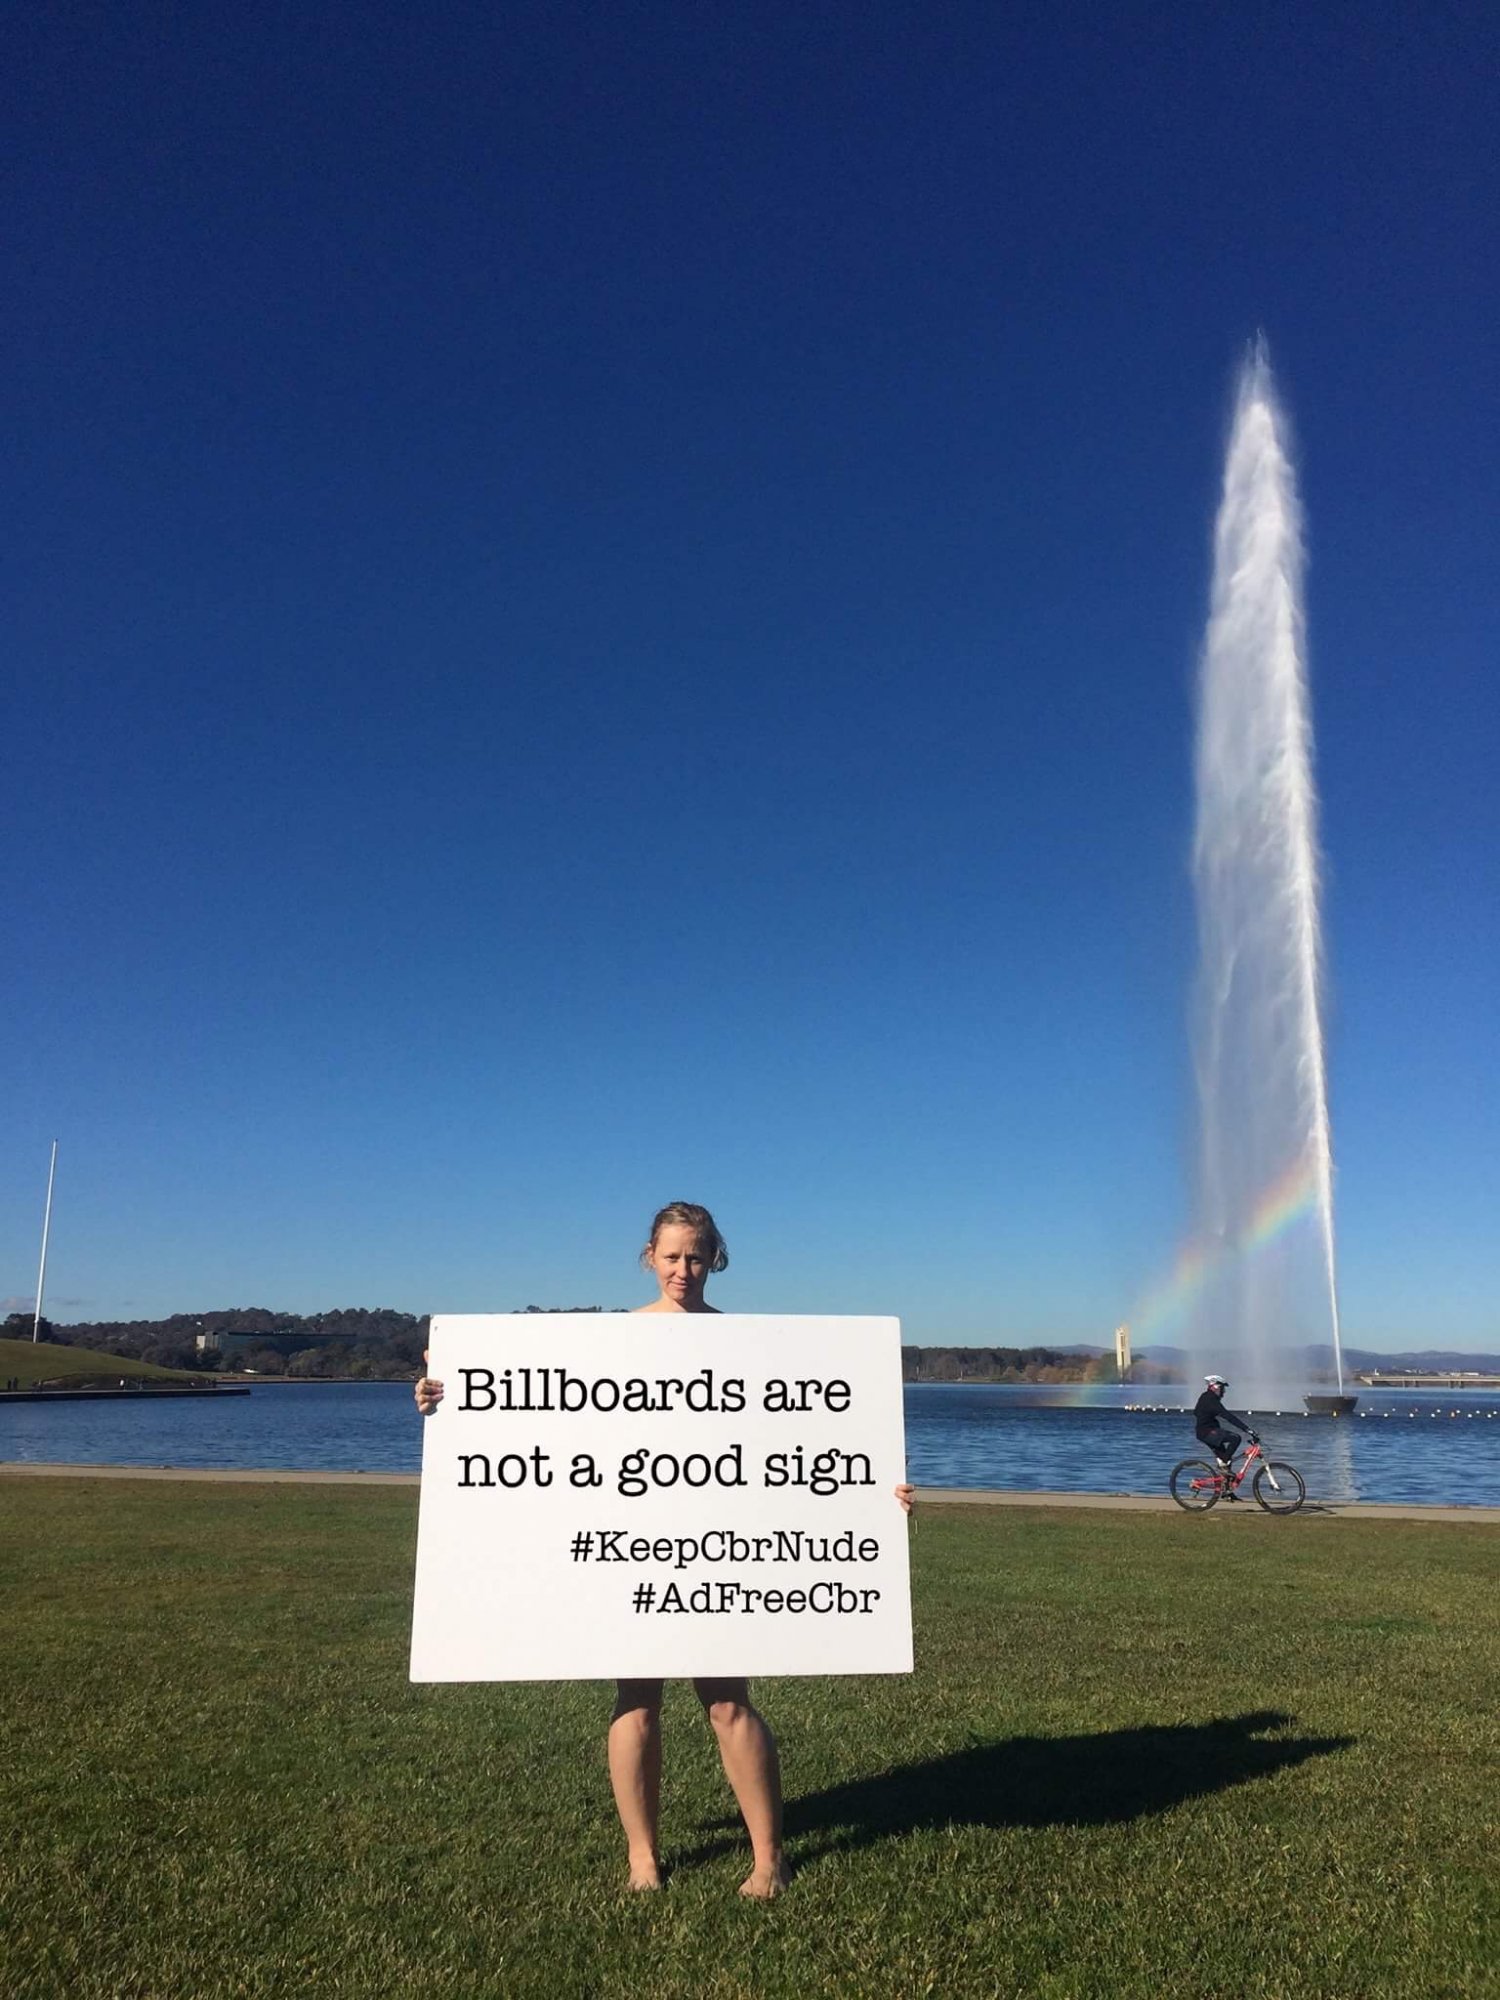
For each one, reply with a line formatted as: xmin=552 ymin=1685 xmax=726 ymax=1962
xmin=911 ymin=1341 xmax=1500 ymax=1375
xmin=1137 ymin=1343 xmax=1500 ymax=1373
xmin=1302 ymin=1346 xmax=1500 ymax=1373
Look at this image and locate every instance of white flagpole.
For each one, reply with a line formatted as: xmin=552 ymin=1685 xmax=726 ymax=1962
xmin=33 ymin=1141 xmax=58 ymax=1343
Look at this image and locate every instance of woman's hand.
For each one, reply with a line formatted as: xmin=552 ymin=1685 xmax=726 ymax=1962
xmin=415 ymin=1350 xmax=444 ymax=1416
xmin=894 ymin=1483 xmax=915 ymax=1515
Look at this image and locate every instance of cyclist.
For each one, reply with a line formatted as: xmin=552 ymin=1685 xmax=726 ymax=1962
xmin=1193 ymin=1374 xmax=1258 ymax=1499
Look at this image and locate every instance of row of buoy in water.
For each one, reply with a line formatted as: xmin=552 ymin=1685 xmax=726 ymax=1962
xmin=1125 ymin=1405 xmax=1497 ymax=1420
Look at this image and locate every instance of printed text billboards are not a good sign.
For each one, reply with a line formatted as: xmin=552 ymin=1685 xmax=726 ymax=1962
xmin=410 ymin=1315 xmax=912 ymax=1680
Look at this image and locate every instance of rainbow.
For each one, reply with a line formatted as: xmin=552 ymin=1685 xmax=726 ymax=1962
xmin=1131 ymin=1157 xmax=1323 ymax=1342
xmin=1042 ymin=1378 xmax=1114 ymax=1407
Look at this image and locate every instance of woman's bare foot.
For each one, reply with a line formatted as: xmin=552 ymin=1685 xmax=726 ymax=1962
xmin=627 ymin=1851 xmax=664 ymax=1891
xmin=739 ymin=1858 xmax=791 ymax=1899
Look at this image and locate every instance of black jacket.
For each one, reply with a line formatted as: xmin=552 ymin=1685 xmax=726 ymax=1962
xmin=1193 ymin=1387 xmax=1250 ymax=1439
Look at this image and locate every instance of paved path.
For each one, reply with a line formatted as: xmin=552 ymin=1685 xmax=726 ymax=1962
xmin=912 ymin=1486 xmax=1500 ymax=1523
xmin=2 ymin=1461 xmax=1496 ymax=1522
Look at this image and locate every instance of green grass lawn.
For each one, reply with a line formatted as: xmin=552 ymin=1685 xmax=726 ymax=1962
xmin=0 ymin=1336 xmax=196 ymax=1388
xmin=0 ymin=1481 xmax=1494 ymax=1999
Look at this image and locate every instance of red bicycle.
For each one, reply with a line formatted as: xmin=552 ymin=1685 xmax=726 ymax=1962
xmin=1169 ymin=1434 xmax=1306 ymax=1513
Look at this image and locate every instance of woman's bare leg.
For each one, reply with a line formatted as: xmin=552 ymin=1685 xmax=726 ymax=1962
xmin=695 ymin=1678 xmax=789 ymax=1897
xmin=609 ymin=1681 xmax=664 ymax=1888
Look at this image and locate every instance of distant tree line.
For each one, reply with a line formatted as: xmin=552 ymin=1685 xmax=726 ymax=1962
xmin=903 ymin=1345 xmax=1105 ymax=1383
xmin=6 ymin=1315 xmax=1169 ymax=1387
xmin=5 ymin=1307 xmax=429 ymax=1379
xmin=3 ymin=1304 xmax=629 ymax=1381
xmin=902 ymin=1346 xmax=1172 ymax=1384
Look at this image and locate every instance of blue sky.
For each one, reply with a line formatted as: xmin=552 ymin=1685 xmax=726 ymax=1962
xmin=5 ymin=2 xmax=1496 ymax=1348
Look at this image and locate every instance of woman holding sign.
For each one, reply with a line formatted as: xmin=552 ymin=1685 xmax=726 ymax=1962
xmin=415 ymin=1199 xmax=912 ymax=1899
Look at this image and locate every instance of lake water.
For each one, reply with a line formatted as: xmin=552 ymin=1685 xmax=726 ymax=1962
xmin=3 ymin=1381 xmax=1497 ymax=1507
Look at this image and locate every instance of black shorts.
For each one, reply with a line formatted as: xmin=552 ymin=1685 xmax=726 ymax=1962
xmin=1196 ymin=1426 xmax=1240 ymax=1461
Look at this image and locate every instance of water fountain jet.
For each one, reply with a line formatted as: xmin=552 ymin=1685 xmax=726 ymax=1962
xmin=1188 ymin=341 xmax=1351 ymax=1414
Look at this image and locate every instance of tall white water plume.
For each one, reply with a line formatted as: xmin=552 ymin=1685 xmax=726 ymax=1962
xmin=1189 ymin=341 xmax=1344 ymax=1407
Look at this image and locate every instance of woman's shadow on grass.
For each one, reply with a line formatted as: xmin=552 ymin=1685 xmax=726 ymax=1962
xmin=682 ymin=1710 xmax=1352 ymax=1868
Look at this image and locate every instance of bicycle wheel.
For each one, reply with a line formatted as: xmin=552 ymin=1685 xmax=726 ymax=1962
xmin=1253 ymin=1461 xmax=1306 ymax=1514
xmin=1170 ymin=1459 xmax=1223 ymax=1511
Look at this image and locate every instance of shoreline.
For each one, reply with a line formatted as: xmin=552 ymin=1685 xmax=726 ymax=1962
xmin=2 ymin=1461 xmax=1496 ymax=1521
xmin=0 ymin=1385 xmax=249 ymax=1402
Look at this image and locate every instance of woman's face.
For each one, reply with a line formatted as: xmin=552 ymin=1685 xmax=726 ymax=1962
xmin=646 ymin=1224 xmax=712 ymax=1309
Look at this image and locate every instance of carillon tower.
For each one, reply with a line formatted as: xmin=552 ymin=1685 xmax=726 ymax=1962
xmin=1113 ymin=1324 xmax=1132 ymax=1379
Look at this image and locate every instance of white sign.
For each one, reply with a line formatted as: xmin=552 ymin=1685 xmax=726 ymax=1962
xmin=410 ymin=1314 xmax=912 ymax=1681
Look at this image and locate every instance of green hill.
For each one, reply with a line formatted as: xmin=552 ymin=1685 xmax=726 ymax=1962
xmin=0 ymin=1338 xmax=198 ymax=1389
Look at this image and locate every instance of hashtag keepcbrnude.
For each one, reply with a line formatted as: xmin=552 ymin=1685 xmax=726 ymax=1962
xmin=570 ymin=1532 xmax=593 ymax=1561
xmin=632 ymin=1582 xmax=655 ymax=1613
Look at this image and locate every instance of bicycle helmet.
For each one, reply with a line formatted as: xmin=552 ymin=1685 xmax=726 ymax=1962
xmin=1204 ymin=1373 xmax=1228 ymax=1389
